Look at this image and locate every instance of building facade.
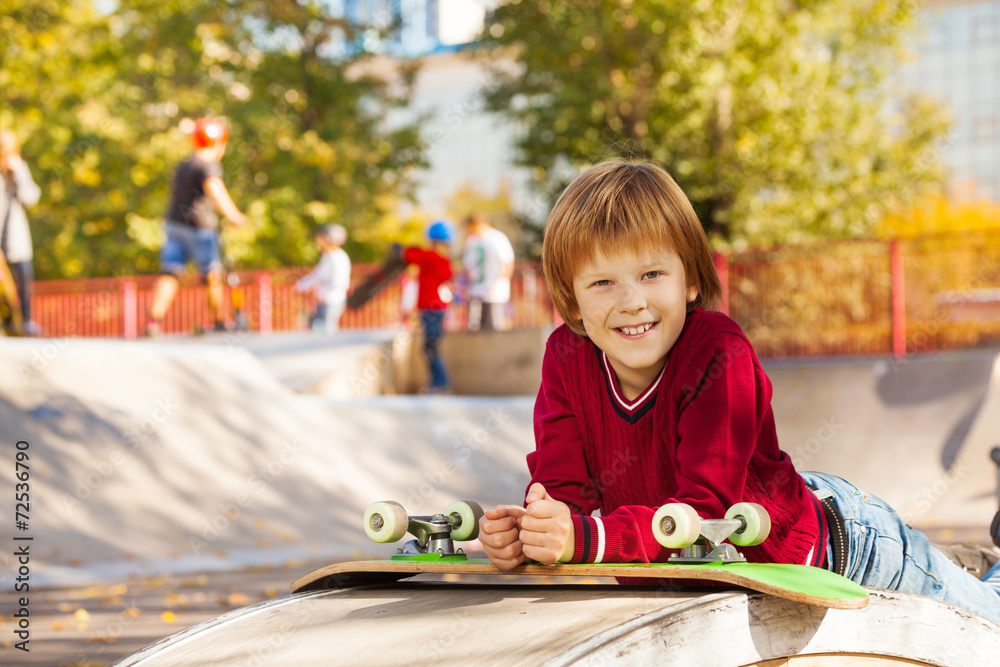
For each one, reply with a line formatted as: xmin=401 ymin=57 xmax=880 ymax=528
xmin=901 ymin=0 xmax=1000 ymax=200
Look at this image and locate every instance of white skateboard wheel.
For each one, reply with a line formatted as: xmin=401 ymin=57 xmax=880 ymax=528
xmin=725 ymin=502 xmax=771 ymax=546
xmin=445 ymin=500 xmax=484 ymax=541
xmin=652 ymin=503 xmax=701 ymax=549
xmin=364 ymin=501 xmax=408 ymax=543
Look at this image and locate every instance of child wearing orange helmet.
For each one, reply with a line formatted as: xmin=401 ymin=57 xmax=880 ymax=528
xmin=147 ymin=118 xmax=247 ymax=335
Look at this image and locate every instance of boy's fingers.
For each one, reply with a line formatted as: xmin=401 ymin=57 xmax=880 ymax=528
xmin=481 ymin=506 xmax=526 ymax=534
xmin=481 ymin=531 xmax=519 ymax=553
xmin=524 ymin=498 xmax=567 ymax=521
xmin=524 ymin=482 xmax=552 ymax=504
xmin=486 ymin=505 xmax=527 ymax=519
xmin=480 ymin=515 xmax=518 ymax=536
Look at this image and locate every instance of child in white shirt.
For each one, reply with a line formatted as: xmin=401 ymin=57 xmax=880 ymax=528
xmin=295 ymin=224 xmax=351 ymax=333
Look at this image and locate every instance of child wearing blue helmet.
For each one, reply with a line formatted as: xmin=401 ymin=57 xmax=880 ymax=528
xmin=402 ymin=220 xmax=454 ymax=393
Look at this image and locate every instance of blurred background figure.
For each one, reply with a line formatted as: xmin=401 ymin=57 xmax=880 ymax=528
xmin=399 ymin=263 xmax=420 ymax=330
xmin=295 ymin=223 xmax=351 ymax=334
xmin=0 ymin=129 xmax=42 ymax=336
xmin=462 ymin=213 xmax=514 ymax=332
xmin=147 ymin=118 xmax=247 ymax=336
xmin=402 ymin=219 xmax=454 ymax=393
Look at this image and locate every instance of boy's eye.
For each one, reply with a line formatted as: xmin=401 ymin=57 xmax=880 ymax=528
xmin=593 ymin=279 xmax=611 ymax=287
xmin=643 ymin=271 xmax=660 ymax=280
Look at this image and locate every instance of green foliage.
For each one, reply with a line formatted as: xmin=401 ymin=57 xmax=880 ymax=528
xmin=1 ymin=0 xmax=426 ymax=278
xmin=479 ymin=0 xmax=950 ymax=248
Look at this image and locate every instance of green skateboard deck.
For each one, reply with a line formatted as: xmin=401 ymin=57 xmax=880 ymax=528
xmin=295 ymin=499 xmax=869 ymax=610
xmin=291 ymin=555 xmax=869 ymax=610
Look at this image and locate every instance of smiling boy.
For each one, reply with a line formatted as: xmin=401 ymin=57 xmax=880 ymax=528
xmin=479 ymin=159 xmax=822 ymax=570
xmin=478 ymin=160 xmax=1000 ymax=624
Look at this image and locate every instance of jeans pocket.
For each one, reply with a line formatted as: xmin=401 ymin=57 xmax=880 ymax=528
xmin=853 ymin=488 xmax=895 ymax=513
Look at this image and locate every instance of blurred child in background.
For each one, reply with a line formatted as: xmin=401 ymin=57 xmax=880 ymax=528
xmin=295 ymin=224 xmax=351 ymax=334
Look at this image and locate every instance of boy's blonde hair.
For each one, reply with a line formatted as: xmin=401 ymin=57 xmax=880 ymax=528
xmin=542 ymin=160 xmax=722 ymax=336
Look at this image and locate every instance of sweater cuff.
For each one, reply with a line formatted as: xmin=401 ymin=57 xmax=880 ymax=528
xmin=570 ymin=515 xmax=616 ymax=563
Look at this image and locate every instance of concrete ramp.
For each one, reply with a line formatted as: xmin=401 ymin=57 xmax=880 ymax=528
xmin=0 ymin=338 xmax=533 ymax=586
xmin=2 ymin=337 xmax=999 ymax=590
xmin=111 ymin=585 xmax=1000 ymax=666
xmin=766 ymin=350 xmax=1000 ymax=533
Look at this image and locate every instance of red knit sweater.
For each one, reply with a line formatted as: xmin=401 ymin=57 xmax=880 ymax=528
xmin=528 ymin=309 xmax=827 ymax=568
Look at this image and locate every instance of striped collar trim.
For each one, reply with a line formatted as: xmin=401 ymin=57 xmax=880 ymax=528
xmin=601 ymin=350 xmax=666 ymax=414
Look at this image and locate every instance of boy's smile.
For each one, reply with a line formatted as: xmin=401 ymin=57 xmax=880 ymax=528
xmin=572 ymin=248 xmax=698 ymax=400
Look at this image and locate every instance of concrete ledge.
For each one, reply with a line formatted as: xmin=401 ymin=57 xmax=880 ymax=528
xmin=441 ymin=327 xmax=550 ymax=396
xmin=112 ymin=587 xmax=1000 ymax=666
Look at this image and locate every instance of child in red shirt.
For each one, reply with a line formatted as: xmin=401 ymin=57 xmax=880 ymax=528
xmin=402 ymin=220 xmax=454 ymax=393
xmin=479 ymin=160 xmax=1000 ymax=624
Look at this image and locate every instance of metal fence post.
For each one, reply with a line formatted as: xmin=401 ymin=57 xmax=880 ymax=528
xmin=257 ymin=272 xmax=272 ymax=336
xmin=122 ymin=279 xmax=137 ymax=339
xmin=890 ymin=239 xmax=906 ymax=357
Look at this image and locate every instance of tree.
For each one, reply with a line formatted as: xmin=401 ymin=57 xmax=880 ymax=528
xmin=878 ymin=190 xmax=1000 ymax=239
xmin=479 ymin=0 xmax=950 ymax=247
xmin=0 ymin=0 xmax=427 ymax=279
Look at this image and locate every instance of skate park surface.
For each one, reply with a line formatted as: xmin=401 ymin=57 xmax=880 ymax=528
xmin=1 ymin=330 xmax=999 ymax=664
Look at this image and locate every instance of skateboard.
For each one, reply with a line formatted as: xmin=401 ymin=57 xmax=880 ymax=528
xmin=291 ymin=500 xmax=870 ymax=610
xmin=0 ymin=250 xmax=24 ymax=336
xmin=346 ymin=246 xmax=407 ymax=310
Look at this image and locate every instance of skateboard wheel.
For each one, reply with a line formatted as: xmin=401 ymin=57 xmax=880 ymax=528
xmin=991 ymin=511 xmax=1000 ymax=549
xmin=725 ymin=502 xmax=771 ymax=546
xmin=364 ymin=501 xmax=408 ymax=543
xmin=445 ymin=500 xmax=484 ymax=541
xmin=652 ymin=503 xmax=701 ymax=549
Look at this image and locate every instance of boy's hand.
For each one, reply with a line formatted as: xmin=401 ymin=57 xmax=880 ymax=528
xmin=520 ymin=483 xmax=575 ymax=564
xmin=479 ymin=505 xmax=527 ymax=572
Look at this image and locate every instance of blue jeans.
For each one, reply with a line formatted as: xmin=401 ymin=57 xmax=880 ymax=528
xmin=801 ymin=471 xmax=1000 ymax=625
xmin=160 ymin=222 xmax=222 ymax=275
xmin=419 ymin=309 xmax=449 ymax=390
xmin=309 ymin=300 xmax=345 ymax=334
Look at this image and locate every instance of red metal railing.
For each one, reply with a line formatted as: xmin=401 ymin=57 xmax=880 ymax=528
xmin=29 ymin=263 xmax=556 ymax=339
xmin=24 ymin=232 xmax=1000 ymax=358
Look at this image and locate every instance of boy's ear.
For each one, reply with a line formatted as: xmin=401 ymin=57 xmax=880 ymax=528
xmin=686 ymin=283 xmax=700 ymax=303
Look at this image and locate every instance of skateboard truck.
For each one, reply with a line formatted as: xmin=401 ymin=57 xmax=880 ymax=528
xmin=396 ymin=514 xmax=466 ymax=557
xmin=652 ymin=502 xmax=772 ymax=564
xmin=364 ymin=500 xmax=485 ymax=558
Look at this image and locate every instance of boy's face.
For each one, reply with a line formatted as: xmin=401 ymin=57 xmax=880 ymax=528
xmin=572 ymin=247 xmax=698 ymax=397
